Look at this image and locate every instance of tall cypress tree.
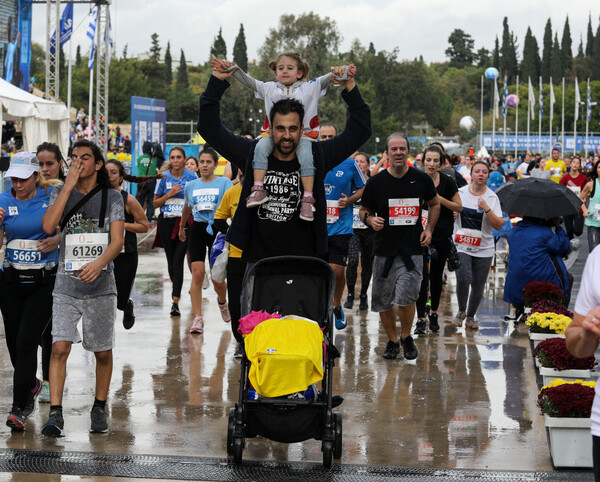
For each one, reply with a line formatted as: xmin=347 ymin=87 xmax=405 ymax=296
xmin=233 ymin=24 xmax=248 ymax=72
xmin=210 ymin=27 xmax=227 ymax=60
xmin=75 ymin=44 xmax=81 ymax=67
xmin=177 ymin=50 xmax=188 ymax=88
xmin=551 ymin=34 xmax=563 ymax=81
xmin=492 ymin=36 xmax=500 ymax=68
xmin=577 ymin=37 xmax=585 ymax=58
xmin=592 ymin=24 xmax=600 ymax=81
xmin=521 ymin=27 xmax=540 ymax=80
xmin=150 ymin=33 xmax=161 ymax=60
xmin=586 ymin=15 xmax=594 ymax=58
xmin=500 ymin=17 xmax=518 ymax=81
xmin=541 ymin=19 xmax=553 ymax=79
xmin=164 ymin=42 xmax=172 ymax=85
xmin=561 ymin=17 xmax=573 ymax=75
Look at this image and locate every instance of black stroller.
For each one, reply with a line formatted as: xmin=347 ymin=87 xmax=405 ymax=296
xmin=226 ymin=256 xmax=342 ymax=468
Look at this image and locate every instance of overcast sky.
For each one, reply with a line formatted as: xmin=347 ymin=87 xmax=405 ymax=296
xmin=31 ymin=0 xmax=598 ymax=68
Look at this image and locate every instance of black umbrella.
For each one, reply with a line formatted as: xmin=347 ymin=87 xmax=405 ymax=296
xmin=495 ymin=177 xmax=583 ymax=218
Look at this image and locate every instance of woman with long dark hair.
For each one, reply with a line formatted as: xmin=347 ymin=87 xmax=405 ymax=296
xmin=106 ymin=160 xmax=152 ymax=329
xmin=153 ymin=146 xmax=197 ymax=317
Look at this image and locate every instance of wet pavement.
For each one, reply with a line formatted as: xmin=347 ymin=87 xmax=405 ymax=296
xmin=0 ymin=229 xmax=595 ymax=480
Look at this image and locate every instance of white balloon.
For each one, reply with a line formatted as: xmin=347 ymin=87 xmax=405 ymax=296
xmin=459 ymin=116 xmax=476 ymax=131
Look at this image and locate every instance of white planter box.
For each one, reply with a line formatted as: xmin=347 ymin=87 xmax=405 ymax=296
xmin=524 ymin=307 xmax=532 ymax=314
xmin=540 ymin=367 xmax=592 ymax=385
xmin=544 ymin=415 xmax=593 ymax=468
xmin=529 ymin=332 xmax=565 ymax=349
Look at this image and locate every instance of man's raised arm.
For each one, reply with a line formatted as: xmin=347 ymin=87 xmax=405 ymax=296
xmin=321 ymin=71 xmax=371 ymax=172
xmin=197 ymin=69 xmax=253 ymax=171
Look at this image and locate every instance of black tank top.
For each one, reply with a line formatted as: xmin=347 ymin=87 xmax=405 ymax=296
xmin=121 ymin=190 xmax=137 ymax=253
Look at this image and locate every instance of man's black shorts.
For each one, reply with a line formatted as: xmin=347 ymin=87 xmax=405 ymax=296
xmin=328 ymin=234 xmax=352 ymax=266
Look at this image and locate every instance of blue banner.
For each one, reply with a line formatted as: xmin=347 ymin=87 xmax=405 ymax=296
xmin=49 ymin=3 xmax=73 ymax=55
xmin=1 ymin=1 xmax=32 ymax=91
xmin=131 ymin=96 xmax=167 ymax=193
xmin=482 ymin=134 xmax=600 ymax=151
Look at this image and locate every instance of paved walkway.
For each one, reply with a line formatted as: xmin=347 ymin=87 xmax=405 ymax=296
xmin=0 ymin=231 xmax=594 ymax=480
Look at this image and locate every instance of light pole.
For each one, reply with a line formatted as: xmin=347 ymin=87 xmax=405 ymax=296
xmin=375 ymin=137 xmax=380 ymax=155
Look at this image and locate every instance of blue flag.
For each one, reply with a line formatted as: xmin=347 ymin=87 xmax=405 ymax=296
xmin=49 ymin=4 xmax=73 ymax=55
xmin=87 ymin=6 xmax=98 ymax=69
xmin=588 ymin=81 xmax=593 ymax=122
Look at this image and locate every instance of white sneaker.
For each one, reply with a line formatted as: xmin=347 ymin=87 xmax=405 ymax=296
xmin=190 ymin=316 xmax=204 ymax=334
xmin=452 ymin=311 xmax=466 ymax=327
xmin=465 ymin=316 xmax=479 ymax=330
xmin=218 ymin=300 xmax=231 ymax=323
xmin=571 ymin=238 xmax=580 ymax=250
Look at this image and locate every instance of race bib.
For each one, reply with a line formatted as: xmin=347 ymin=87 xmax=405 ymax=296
xmin=163 ymin=198 xmax=184 ymax=217
xmin=421 ymin=209 xmax=429 ymax=229
xmin=551 ymin=167 xmax=560 ymax=177
xmin=6 ymin=239 xmax=44 ymax=269
xmin=192 ymin=188 xmax=219 ymax=212
xmin=352 ymin=206 xmax=367 ymax=230
xmin=326 ymin=200 xmax=340 ymax=224
xmin=567 ymin=185 xmax=581 ymax=196
xmin=65 ymin=233 xmax=109 ymax=271
xmin=389 ymin=198 xmax=419 ymax=226
xmin=455 ymin=228 xmax=483 ymax=252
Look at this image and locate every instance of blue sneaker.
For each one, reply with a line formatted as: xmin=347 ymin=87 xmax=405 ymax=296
xmin=334 ymin=306 xmax=347 ymax=330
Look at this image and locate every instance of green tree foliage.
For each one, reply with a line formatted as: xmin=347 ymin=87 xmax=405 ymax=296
xmin=541 ymin=19 xmax=553 ymax=79
xmin=561 ymin=17 xmax=573 ymax=76
xmin=150 ymin=33 xmax=161 ymax=60
xmin=121 ymin=44 xmax=127 ymax=60
xmin=29 ymin=43 xmax=46 ymax=86
xmin=257 ymin=12 xmax=341 ymax=76
xmin=177 ymin=49 xmax=188 ymax=88
xmin=233 ymin=24 xmax=248 ymax=72
xmin=592 ymin=24 xmax=600 ymax=81
xmin=210 ymin=27 xmax=227 ymax=60
xmin=551 ymin=34 xmax=563 ymax=81
xmin=521 ymin=27 xmax=540 ymax=81
xmin=492 ymin=37 xmax=500 ymax=68
xmin=586 ymin=15 xmax=594 ymax=58
xmin=164 ymin=42 xmax=172 ymax=85
xmin=75 ymin=44 xmax=81 ymax=67
xmin=476 ymin=48 xmax=490 ymax=67
xmin=500 ymin=17 xmax=518 ymax=82
xmin=445 ymin=29 xmax=476 ymax=68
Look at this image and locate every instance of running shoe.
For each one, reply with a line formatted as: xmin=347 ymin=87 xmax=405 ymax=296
xmin=6 ymin=407 xmax=25 ymax=432
xmin=428 ymin=313 xmax=440 ymax=333
xmin=39 ymin=381 xmax=51 ymax=404
xmin=234 ymin=342 xmax=244 ymax=359
xmin=90 ymin=406 xmax=108 ymax=433
xmin=333 ymin=306 xmax=347 ymax=330
xmin=451 ymin=311 xmax=466 ymax=327
xmin=414 ymin=319 xmax=427 ymax=335
xmin=343 ymin=294 xmax=354 ymax=309
xmin=401 ymin=335 xmax=418 ymax=360
xmin=382 ymin=340 xmax=400 ymax=360
xmin=359 ymin=294 xmax=369 ymax=311
xmin=23 ymin=378 xmax=42 ymax=418
xmin=465 ymin=316 xmax=479 ymax=331
xmin=42 ymin=409 xmax=64 ymax=437
xmin=246 ymin=185 xmax=268 ymax=208
xmin=190 ymin=316 xmax=204 ymax=334
xmin=218 ymin=300 xmax=231 ymax=323
xmin=299 ymin=195 xmax=316 ymax=221
xmin=123 ymin=299 xmax=135 ymax=330
xmin=170 ymin=302 xmax=181 ymax=317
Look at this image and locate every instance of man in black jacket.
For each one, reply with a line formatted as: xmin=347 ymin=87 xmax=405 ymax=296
xmin=197 ymin=66 xmax=371 ymax=263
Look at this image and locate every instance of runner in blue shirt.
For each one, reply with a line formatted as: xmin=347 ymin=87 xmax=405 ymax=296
xmin=0 ymin=152 xmax=61 ymax=431
xmin=153 ymin=146 xmax=198 ymax=317
xmin=179 ymin=148 xmax=233 ymax=334
xmin=322 ymin=124 xmax=367 ymax=329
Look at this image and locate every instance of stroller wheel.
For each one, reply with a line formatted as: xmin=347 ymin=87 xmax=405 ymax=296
xmin=227 ymin=408 xmax=235 ymax=456
xmin=233 ymin=437 xmax=244 ymax=464
xmin=333 ymin=412 xmax=342 ymax=459
xmin=322 ymin=440 xmax=333 ymax=469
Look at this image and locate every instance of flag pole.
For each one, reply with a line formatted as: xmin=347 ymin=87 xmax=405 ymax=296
xmin=549 ymin=77 xmax=553 ymax=145
xmin=503 ymin=76 xmax=507 ymax=155
xmin=480 ymin=75 xmax=484 ymax=150
xmin=538 ymin=76 xmax=542 ymax=152
xmin=561 ymin=78 xmax=565 ymax=159
xmin=527 ymin=77 xmax=531 ymax=153
xmin=574 ymin=77 xmax=578 ymax=156
xmin=67 ymin=37 xmax=73 ymax=117
xmin=515 ymin=75 xmax=519 ymax=159
xmin=88 ymin=69 xmax=93 ymax=140
xmin=492 ymin=77 xmax=497 ymax=154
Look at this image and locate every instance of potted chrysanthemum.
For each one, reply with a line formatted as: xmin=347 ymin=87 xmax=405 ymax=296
xmin=526 ymin=312 xmax=571 ymax=349
xmin=538 ymin=379 xmax=595 ymax=468
xmin=533 ymin=338 xmax=596 ymax=384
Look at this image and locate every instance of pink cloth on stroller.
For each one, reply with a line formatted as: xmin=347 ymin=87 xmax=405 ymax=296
xmin=238 ymin=310 xmax=282 ymax=336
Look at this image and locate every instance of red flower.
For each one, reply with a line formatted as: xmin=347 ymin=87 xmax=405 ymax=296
xmin=533 ymin=338 xmax=597 ymax=370
xmin=531 ymin=300 xmax=573 ymax=318
xmin=523 ymin=281 xmax=565 ymax=307
xmin=538 ymin=383 xmax=595 ymax=417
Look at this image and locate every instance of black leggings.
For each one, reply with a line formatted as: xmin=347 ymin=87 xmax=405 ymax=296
xmin=563 ymin=213 xmax=584 ymax=240
xmin=416 ymin=236 xmax=451 ymax=318
xmin=346 ymin=229 xmax=374 ymax=297
xmin=227 ymin=257 xmax=247 ymax=344
xmin=157 ymin=215 xmax=188 ymax=299
xmin=0 ymin=280 xmax=54 ymax=408
xmin=114 ymin=251 xmax=139 ymax=311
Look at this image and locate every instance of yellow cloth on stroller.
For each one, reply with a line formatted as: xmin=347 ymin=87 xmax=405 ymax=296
xmin=244 ymin=316 xmax=324 ymax=398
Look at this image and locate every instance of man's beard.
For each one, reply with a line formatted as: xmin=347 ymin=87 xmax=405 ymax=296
xmin=274 ymin=137 xmax=298 ymax=156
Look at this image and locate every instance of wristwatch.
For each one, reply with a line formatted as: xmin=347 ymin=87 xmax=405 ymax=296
xmin=363 ymin=212 xmax=371 ymax=224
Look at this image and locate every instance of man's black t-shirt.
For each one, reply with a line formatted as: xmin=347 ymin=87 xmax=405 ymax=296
xmin=244 ymin=154 xmax=315 ymax=262
xmin=431 ymin=173 xmax=458 ymax=238
xmin=361 ymin=167 xmax=437 ymax=256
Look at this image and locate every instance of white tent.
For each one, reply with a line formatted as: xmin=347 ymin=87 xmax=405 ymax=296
xmin=0 ymin=78 xmax=69 ymax=156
